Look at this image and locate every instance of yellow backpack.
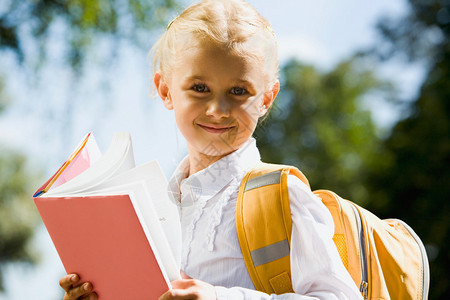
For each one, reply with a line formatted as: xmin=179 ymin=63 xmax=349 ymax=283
xmin=236 ymin=163 xmax=430 ymax=300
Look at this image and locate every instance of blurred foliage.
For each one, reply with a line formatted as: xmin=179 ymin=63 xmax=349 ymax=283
xmin=369 ymin=0 xmax=450 ymax=298
xmin=0 ymin=75 xmax=7 ymax=112
xmin=0 ymin=149 xmax=40 ymax=291
xmin=374 ymin=0 xmax=448 ymax=64
xmin=255 ymin=56 xmax=395 ymax=205
xmin=0 ymin=0 xmax=181 ymax=71
xmin=0 ymin=77 xmax=40 ymax=291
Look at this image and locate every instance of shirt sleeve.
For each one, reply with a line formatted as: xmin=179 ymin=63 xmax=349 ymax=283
xmin=214 ymin=175 xmax=363 ymax=300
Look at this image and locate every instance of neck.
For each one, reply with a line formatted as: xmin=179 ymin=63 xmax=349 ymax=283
xmin=187 ymin=150 xmax=227 ymax=176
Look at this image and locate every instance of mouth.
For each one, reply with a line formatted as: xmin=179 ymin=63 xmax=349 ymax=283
xmin=197 ymin=123 xmax=235 ymax=134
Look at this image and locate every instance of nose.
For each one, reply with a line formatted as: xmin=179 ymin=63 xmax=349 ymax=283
xmin=205 ymin=95 xmax=231 ymax=119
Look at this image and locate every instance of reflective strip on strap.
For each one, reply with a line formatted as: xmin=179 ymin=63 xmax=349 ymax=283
xmin=250 ymin=239 xmax=290 ymax=267
xmin=245 ymin=171 xmax=282 ymax=192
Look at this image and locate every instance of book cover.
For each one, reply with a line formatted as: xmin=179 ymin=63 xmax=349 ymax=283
xmin=33 ymin=132 xmax=181 ymax=299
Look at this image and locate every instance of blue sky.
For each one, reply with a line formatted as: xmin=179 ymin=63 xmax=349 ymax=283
xmin=0 ymin=1 xmax=424 ymax=299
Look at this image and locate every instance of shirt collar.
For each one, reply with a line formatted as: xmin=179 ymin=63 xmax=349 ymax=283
xmin=167 ymin=138 xmax=261 ymax=204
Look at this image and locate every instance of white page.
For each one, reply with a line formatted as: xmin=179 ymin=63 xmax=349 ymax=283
xmin=45 ymin=132 xmax=135 ymax=196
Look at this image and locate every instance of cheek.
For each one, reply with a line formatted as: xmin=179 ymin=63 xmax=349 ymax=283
xmin=238 ymin=102 xmax=260 ymax=127
xmin=173 ymin=109 xmax=191 ymax=130
xmin=172 ymin=100 xmax=201 ymax=133
xmin=235 ymin=113 xmax=258 ymax=141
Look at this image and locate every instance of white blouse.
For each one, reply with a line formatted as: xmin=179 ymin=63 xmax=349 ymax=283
xmin=167 ymin=139 xmax=363 ymax=300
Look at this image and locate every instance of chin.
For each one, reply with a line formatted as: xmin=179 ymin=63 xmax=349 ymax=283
xmin=200 ymin=141 xmax=238 ymax=157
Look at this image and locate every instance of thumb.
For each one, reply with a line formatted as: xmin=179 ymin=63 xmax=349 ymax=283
xmin=180 ymin=270 xmax=192 ymax=279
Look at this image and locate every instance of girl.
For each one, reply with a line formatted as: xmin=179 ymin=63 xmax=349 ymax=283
xmin=59 ymin=0 xmax=363 ymax=299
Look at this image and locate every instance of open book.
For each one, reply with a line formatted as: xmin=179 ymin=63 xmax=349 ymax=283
xmin=33 ymin=132 xmax=181 ymax=300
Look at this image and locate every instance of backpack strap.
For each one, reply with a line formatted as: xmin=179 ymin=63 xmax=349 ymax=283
xmin=236 ymin=163 xmax=309 ymax=294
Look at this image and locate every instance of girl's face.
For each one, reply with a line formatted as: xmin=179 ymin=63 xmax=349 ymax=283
xmin=155 ymin=41 xmax=278 ymax=169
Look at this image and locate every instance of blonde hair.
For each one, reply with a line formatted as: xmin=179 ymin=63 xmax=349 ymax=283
xmin=151 ymin=0 xmax=278 ymax=90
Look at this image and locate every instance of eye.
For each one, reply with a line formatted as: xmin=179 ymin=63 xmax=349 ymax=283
xmin=192 ymin=84 xmax=209 ymax=93
xmin=230 ymin=87 xmax=247 ymax=96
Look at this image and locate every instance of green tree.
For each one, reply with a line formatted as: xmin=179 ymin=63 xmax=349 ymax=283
xmin=1 ymin=0 xmax=181 ymax=70
xmin=0 ymin=76 xmax=40 ymax=291
xmin=255 ymin=56 xmax=393 ymax=205
xmin=0 ymin=149 xmax=40 ymax=291
xmin=368 ymin=0 xmax=450 ymax=298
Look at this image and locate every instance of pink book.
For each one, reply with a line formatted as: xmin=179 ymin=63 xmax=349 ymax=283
xmin=34 ymin=132 xmax=181 ymax=300
xmin=35 ymin=195 xmax=169 ymax=299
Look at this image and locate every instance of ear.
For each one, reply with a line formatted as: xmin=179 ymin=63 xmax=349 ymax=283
xmin=154 ymin=72 xmax=173 ymax=110
xmin=261 ymin=80 xmax=280 ymax=114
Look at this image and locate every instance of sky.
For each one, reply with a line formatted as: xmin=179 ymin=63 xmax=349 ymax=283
xmin=0 ymin=0 xmax=424 ymax=299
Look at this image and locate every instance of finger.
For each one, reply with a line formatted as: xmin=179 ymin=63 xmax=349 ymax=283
xmin=169 ymin=279 xmax=216 ymax=300
xmin=80 ymin=292 xmax=98 ymax=300
xmin=170 ymin=279 xmax=198 ymax=289
xmin=66 ymin=282 xmax=94 ymax=300
xmin=180 ymin=270 xmax=192 ymax=279
xmin=59 ymin=274 xmax=79 ymax=292
xmin=159 ymin=288 xmax=196 ymax=300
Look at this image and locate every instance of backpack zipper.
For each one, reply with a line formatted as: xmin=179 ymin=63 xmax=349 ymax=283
xmin=386 ymin=219 xmax=430 ymax=300
xmin=350 ymin=203 xmax=369 ymax=300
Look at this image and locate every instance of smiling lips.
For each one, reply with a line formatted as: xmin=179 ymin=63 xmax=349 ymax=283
xmin=198 ymin=123 xmax=235 ymax=134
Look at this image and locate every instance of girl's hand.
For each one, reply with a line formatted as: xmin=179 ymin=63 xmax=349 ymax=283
xmin=158 ymin=278 xmax=217 ymax=300
xmin=59 ymin=273 xmax=97 ymax=300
